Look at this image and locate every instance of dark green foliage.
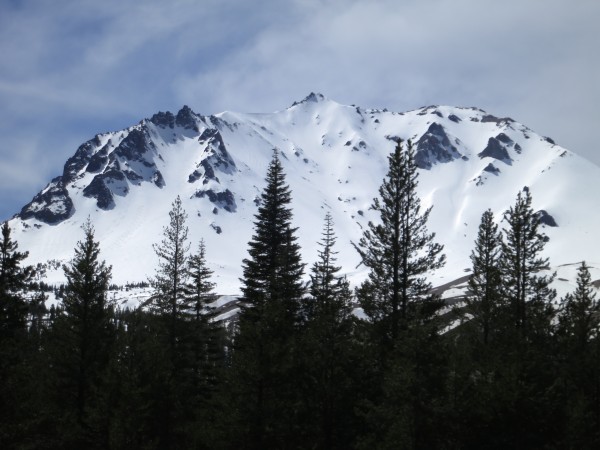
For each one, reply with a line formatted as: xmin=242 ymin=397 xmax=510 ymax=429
xmin=185 ymin=240 xmax=221 ymax=387
xmin=227 ymin=151 xmax=305 ymax=448
xmin=5 ymin=151 xmax=600 ymax=449
xmin=355 ymin=139 xmax=445 ymax=347
xmin=354 ymin=140 xmax=449 ymax=446
xmin=556 ymin=262 xmax=600 ymax=447
xmin=0 ymin=221 xmax=32 ymax=339
xmin=299 ymin=213 xmax=360 ymax=448
xmin=0 ymin=221 xmax=35 ymax=448
xmin=150 ymin=195 xmax=190 ymax=328
xmin=240 ymin=151 xmax=304 ymax=310
xmin=499 ymin=188 xmax=555 ymax=333
xmin=449 ymin=191 xmax=561 ymax=448
xmin=49 ymin=220 xmax=114 ymax=447
xmin=146 ymin=198 xmax=228 ymax=449
xmin=466 ymin=209 xmax=503 ymax=347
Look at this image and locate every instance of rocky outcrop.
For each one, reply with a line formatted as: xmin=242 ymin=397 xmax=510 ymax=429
xmin=478 ymin=135 xmax=512 ymax=164
xmin=194 ymin=188 xmax=236 ymax=212
xmin=19 ymin=177 xmax=74 ymax=224
xmin=175 ymin=105 xmax=198 ymax=130
xmin=536 ymin=210 xmax=558 ymax=227
xmin=414 ymin=123 xmax=463 ymax=169
xmin=82 ymin=127 xmax=163 ymax=210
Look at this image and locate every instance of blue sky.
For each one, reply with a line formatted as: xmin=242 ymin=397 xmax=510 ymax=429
xmin=1 ymin=0 xmax=598 ymax=221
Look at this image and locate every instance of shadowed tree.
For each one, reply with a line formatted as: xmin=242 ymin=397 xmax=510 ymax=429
xmin=227 ymin=150 xmax=305 ymax=449
xmin=51 ymin=220 xmax=114 ymax=447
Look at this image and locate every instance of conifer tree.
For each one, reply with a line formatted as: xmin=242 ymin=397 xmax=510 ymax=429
xmin=228 ymin=150 xmax=305 ymax=449
xmin=490 ymin=188 xmax=558 ymax=448
xmin=51 ymin=220 xmax=114 ymax=446
xmin=559 ymin=262 xmax=599 ymax=348
xmin=466 ymin=209 xmax=503 ymax=346
xmin=355 ymin=139 xmax=445 ymax=346
xmin=557 ymin=262 xmax=600 ymax=446
xmin=184 ymin=241 xmax=222 ymax=393
xmin=0 ymin=221 xmax=32 ymax=338
xmin=240 ymin=151 xmax=304 ymax=312
xmin=147 ymin=196 xmax=196 ymax=447
xmin=354 ymin=140 xmax=449 ymax=448
xmin=499 ymin=188 xmax=555 ymax=334
xmin=301 ymin=212 xmax=357 ymax=448
xmin=150 ymin=195 xmax=190 ymax=354
xmin=0 ymin=221 xmax=34 ymax=447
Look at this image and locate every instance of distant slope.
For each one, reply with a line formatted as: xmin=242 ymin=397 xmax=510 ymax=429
xmin=8 ymin=93 xmax=600 ymax=294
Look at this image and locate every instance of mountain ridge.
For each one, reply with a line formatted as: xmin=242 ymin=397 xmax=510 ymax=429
xmin=8 ymin=94 xmax=600 ymax=296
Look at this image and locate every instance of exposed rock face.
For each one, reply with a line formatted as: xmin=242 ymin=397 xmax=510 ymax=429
xmin=175 ymin=105 xmax=198 ymax=130
xmin=188 ymin=128 xmax=237 ymax=211
xmin=150 ymin=111 xmax=175 ymax=129
xmin=194 ymin=188 xmax=237 ymax=212
xmin=478 ymin=135 xmax=512 ymax=164
xmin=83 ymin=172 xmax=121 ymax=210
xmin=63 ymin=136 xmax=102 ymax=183
xmin=19 ymin=177 xmax=74 ymax=224
xmin=536 ymin=210 xmax=558 ymax=227
xmin=414 ymin=123 xmax=463 ymax=169
xmin=83 ymin=127 xmax=164 ymax=210
xmin=483 ymin=163 xmax=501 ymax=175
xmin=291 ymin=92 xmax=326 ymax=106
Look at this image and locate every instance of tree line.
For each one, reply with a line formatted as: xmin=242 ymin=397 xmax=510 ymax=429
xmin=1 ymin=141 xmax=599 ymax=449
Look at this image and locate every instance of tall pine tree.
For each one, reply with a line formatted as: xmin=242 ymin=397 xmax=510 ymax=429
xmin=150 ymin=195 xmax=191 ymax=340
xmin=50 ymin=220 xmax=114 ymax=447
xmin=300 ymin=212 xmax=358 ymax=449
xmin=0 ymin=221 xmax=32 ymax=340
xmin=466 ymin=209 xmax=503 ymax=346
xmin=491 ymin=188 xmax=559 ymax=448
xmin=355 ymin=139 xmax=445 ymax=347
xmin=354 ymin=139 xmax=449 ymax=448
xmin=228 ymin=150 xmax=305 ymax=449
xmin=500 ymin=187 xmax=555 ymax=334
xmin=0 ymin=221 xmax=34 ymax=448
xmin=557 ymin=262 xmax=600 ymax=447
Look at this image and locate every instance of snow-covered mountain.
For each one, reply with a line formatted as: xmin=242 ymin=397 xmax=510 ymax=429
xmin=8 ymin=93 xmax=600 ymax=296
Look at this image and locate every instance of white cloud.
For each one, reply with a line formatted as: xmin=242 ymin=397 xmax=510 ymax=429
xmin=0 ymin=0 xmax=599 ymax=220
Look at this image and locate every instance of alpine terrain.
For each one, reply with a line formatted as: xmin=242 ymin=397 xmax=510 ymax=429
xmin=8 ymin=93 xmax=600 ymax=296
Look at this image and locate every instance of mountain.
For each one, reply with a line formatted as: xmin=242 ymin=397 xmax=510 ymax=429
xmin=7 ymin=93 xmax=600 ymax=296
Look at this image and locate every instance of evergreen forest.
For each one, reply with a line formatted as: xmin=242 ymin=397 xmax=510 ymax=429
xmin=1 ymin=142 xmax=599 ymax=449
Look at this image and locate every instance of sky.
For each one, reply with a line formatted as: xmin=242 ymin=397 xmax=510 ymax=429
xmin=0 ymin=0 xmax=598 ymax=222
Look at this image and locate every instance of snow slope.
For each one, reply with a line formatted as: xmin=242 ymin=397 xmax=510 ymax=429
xmin=8 ymin=93 xmax=600 ymax=295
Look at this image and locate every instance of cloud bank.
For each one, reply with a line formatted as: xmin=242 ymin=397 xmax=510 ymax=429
xmin=0 ymin=0 xmax=598 ymax=220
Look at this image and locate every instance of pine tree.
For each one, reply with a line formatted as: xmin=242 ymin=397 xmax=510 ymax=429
xmin=148 ymin=196 xmax=197 ymax=448
xmin=354 ymin=140 xmax=449 ymax=448
xmin=184 ymin=239 xmax=225 ymax=444
xmin=491 ymin=188 xmax=559 ymax=448
xmin=500 ymin=188 xmax=555 ymax=334
xmin=466 ymin=209 xmax=503 ymax=346
xmin=240 ymin=151 xmax=304 ymax=312
xmin=557 ymin=262 xmax=600 ymax=447
xmin=0 ymin=221 xmax=32 ymax=339
xmin=0 ymin=221 xmax=34 ymax=447
xmin=450 ymin=210 xmax=507 ymax=447
xmin=300 ymin=212 xmax=358 ymax=448
xmin=354 ymin=139 xmax=445 ymax=346
xmin=185 ymin=241 xmax=220 ymax=379
xmin=186 ymin=240 xmax=216 ymax=322
xmin=50 ymin=220 xmax=114 ymax=446
xmin=150 ymin=195 xmax=190 ymax=356
xmin=558 ymin=262 xmax=598 ymax=349
xmin=228 ymin=150 xmax=305 ymax=449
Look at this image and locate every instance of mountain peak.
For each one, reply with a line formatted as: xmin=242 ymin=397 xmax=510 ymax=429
xmin=290 ymin=92 xmax=327 ymax=107
xmin=9 ymin=96 xmax=598 ymax=295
